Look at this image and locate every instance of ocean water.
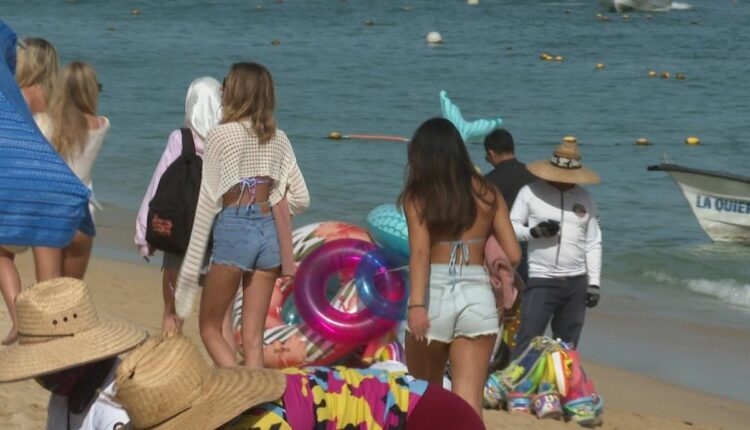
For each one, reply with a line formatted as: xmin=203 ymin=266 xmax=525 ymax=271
xmin=3 ymin=0 xmax=750 ymax=398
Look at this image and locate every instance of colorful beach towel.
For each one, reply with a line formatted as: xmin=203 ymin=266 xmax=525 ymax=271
xmin=0 ymin=21 xmax=91 ymax=248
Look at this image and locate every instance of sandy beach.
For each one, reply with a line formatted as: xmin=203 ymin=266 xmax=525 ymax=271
xmin=1 ymin=252 xmax=748 ymax=430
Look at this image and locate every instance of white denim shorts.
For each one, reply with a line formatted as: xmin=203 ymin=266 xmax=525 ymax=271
xmin=419 ymin=264 xmax=499 ymax=344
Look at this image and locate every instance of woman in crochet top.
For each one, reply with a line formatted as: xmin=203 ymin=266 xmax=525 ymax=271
xmin=176 ymin=62 xmax=309 ymax=368
xmin=37 ymin=61 xmax=110 ymax=280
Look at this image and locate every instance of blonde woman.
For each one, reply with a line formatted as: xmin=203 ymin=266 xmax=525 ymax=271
xmin=176 ymin=62 xmax=309 ymax=368
xmin=15 ymin=37 xmax=58 ymax=115
xmin=37 ymin=61 xmax=109 ymax=279
xmin=15 ymin=37 xmax=63 ymax=282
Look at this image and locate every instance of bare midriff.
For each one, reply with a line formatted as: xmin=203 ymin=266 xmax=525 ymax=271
xmin=221 ymin=176 xmax=272 ymax=208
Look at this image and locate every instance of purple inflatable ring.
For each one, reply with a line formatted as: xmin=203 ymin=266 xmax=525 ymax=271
xmin=294 ymin=238 xmax=397 ymax=345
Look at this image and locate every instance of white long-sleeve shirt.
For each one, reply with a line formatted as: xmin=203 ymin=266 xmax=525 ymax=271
xmin=510 ymin=181 xmax=602 ymax=286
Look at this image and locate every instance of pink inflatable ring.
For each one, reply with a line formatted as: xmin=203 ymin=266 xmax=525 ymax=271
xmin=294 ymin=238 xmax=397 ymax=345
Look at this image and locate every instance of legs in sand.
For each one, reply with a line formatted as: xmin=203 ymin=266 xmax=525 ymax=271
xmin=200 ymin=263 xmax=277 ymax=368
xmin=240 ymin=268 xmax=278 ymax=368
xmin=406 ymin=333 xmax=496 ymax=418
xmin=61 ymin=231 xmax=93 ymax=279
xmin=32 ymin=246 xmax=62 ymax=282
xmin=0 ymin=248 xmax=21 ymax=345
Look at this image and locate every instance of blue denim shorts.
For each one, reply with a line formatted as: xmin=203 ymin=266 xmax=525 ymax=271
xmin=210 ymin=205 xmax=280 ymax=271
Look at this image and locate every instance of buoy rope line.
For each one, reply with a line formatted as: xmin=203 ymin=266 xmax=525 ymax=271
xmin=328 ymin=132 xmax=409 ymax=142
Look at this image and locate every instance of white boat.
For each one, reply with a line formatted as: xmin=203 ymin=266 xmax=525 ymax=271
xmin=599 ymin=0 xmax=673 ymax=12
xmin=648 ymin=163 xmax=750 ymax=243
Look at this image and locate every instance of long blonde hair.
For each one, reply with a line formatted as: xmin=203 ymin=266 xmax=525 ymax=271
xmin=221 ymin=62 xmax=276 ymax=144
xmin=15 ymin=38 xmax=59 ymax=105
xmin=47 ymin=61 xmax=100 ymax=159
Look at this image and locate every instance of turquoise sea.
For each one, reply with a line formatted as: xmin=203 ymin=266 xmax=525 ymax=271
xmin=3 ymin=0 xmax=749 ymax=400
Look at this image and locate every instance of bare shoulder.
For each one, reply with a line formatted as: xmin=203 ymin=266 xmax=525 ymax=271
xmin=86 ymin=115 xmax=109 ymax=132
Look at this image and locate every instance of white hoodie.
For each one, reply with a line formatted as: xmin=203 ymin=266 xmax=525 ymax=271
xmin=510 ymin=181 xmax=602 ymax=286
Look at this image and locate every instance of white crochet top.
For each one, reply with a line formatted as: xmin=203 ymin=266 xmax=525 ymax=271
xmin=176 ymin=121 xmax=309 ymax=318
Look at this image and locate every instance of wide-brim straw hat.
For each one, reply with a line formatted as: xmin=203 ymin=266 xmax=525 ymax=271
xmin=115 ymin=334 xmax=287 ymax=430
xmin=527 ymin=137 xmax=601 ymax=185
xmin=0 ymin=278 xmax=148 ymax=382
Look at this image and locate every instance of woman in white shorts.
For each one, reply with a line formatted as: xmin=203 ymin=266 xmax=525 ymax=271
xmin=399 ymin=117 xmax=521 ymax=417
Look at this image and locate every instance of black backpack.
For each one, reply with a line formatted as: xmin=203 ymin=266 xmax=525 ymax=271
xmin=146 ymin=128 xmax=202 ymax=255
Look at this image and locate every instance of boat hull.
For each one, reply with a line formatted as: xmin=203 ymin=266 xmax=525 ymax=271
xmin=599 ymin=0 xmax=672 ymax=12
xmin=649 ymin=164 xmax=750 ymax=243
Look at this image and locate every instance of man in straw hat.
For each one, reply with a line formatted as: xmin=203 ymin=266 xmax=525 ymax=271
xmin=114 ymin=333 xmax=487 ymax=430
xmin=509 ymin=136 xmax=602 ymax=359
xmin=0 ymin=278 xmax=148 ymax=430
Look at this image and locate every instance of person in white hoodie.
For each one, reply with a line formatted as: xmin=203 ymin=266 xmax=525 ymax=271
xmin=509 ymin=137 xmax=602 ymax=358
xmin=134 ymin=77 xmax=222 ymax=334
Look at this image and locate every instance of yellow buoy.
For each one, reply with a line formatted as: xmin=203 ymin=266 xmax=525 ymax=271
xmin=647 ymin=70 xmax=657 ymax=77
xmin=661 ymin=71 xmax=670 ymax=79
xmin=365 ymin=20 xmax=374 ymax=26
xmin=555 ymin=55 xmax=564 ymax=62
xmin=328 ymin=132 xmax=343 ymax=140
xmin=685 ymin=136 xmax=700 ymax=146
xmin=131 ymin=8 xmax=140 ymax=15
xmin=596 ymin=63 xmax=605 ymax=70
xmin=676 ymin=73 xmax=686 ymax=80
xmin=563 ymin=136 xmax=577 ymax=144
xmin=636 ymin=138 xmax=650 ymax=146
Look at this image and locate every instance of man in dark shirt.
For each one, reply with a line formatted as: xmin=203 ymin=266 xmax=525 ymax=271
xmin=483 ymin=129 xmax=536 ymax=371
xmin=484 ymin=129 xmax=537 ymax=209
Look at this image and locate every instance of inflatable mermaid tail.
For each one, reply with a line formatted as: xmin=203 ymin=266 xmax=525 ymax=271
xmin=439 ymin=90 xmax=503 ymax=143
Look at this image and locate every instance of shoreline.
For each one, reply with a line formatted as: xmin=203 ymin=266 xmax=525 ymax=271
xmin=94 ymin=204 xmax=750 ymax=401
xmin=1 ymin=254 xmax=749 ymax=429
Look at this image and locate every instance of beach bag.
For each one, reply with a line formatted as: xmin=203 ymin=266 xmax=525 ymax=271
xmin=146 ymin=129 xmax=202 ymax=254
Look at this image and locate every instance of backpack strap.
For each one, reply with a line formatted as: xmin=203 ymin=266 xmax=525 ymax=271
xmin=180 ymin=128 xmax=196 ymax=157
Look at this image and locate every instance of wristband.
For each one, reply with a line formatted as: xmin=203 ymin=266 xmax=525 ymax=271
xmin=408 ymin=304 xmax=426 ymax=310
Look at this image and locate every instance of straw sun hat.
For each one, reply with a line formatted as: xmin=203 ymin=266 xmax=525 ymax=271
xmin=114 ymin=334 xmax=287 ymax=430
xmin=527 ymin=137 xmax=601 ymax=185
xmin=0 ymin=277 xmax=148 ymax=382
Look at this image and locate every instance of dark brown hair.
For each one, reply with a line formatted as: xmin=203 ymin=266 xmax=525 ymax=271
xmin=399 ymin=117 xmax=496 ymax=238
